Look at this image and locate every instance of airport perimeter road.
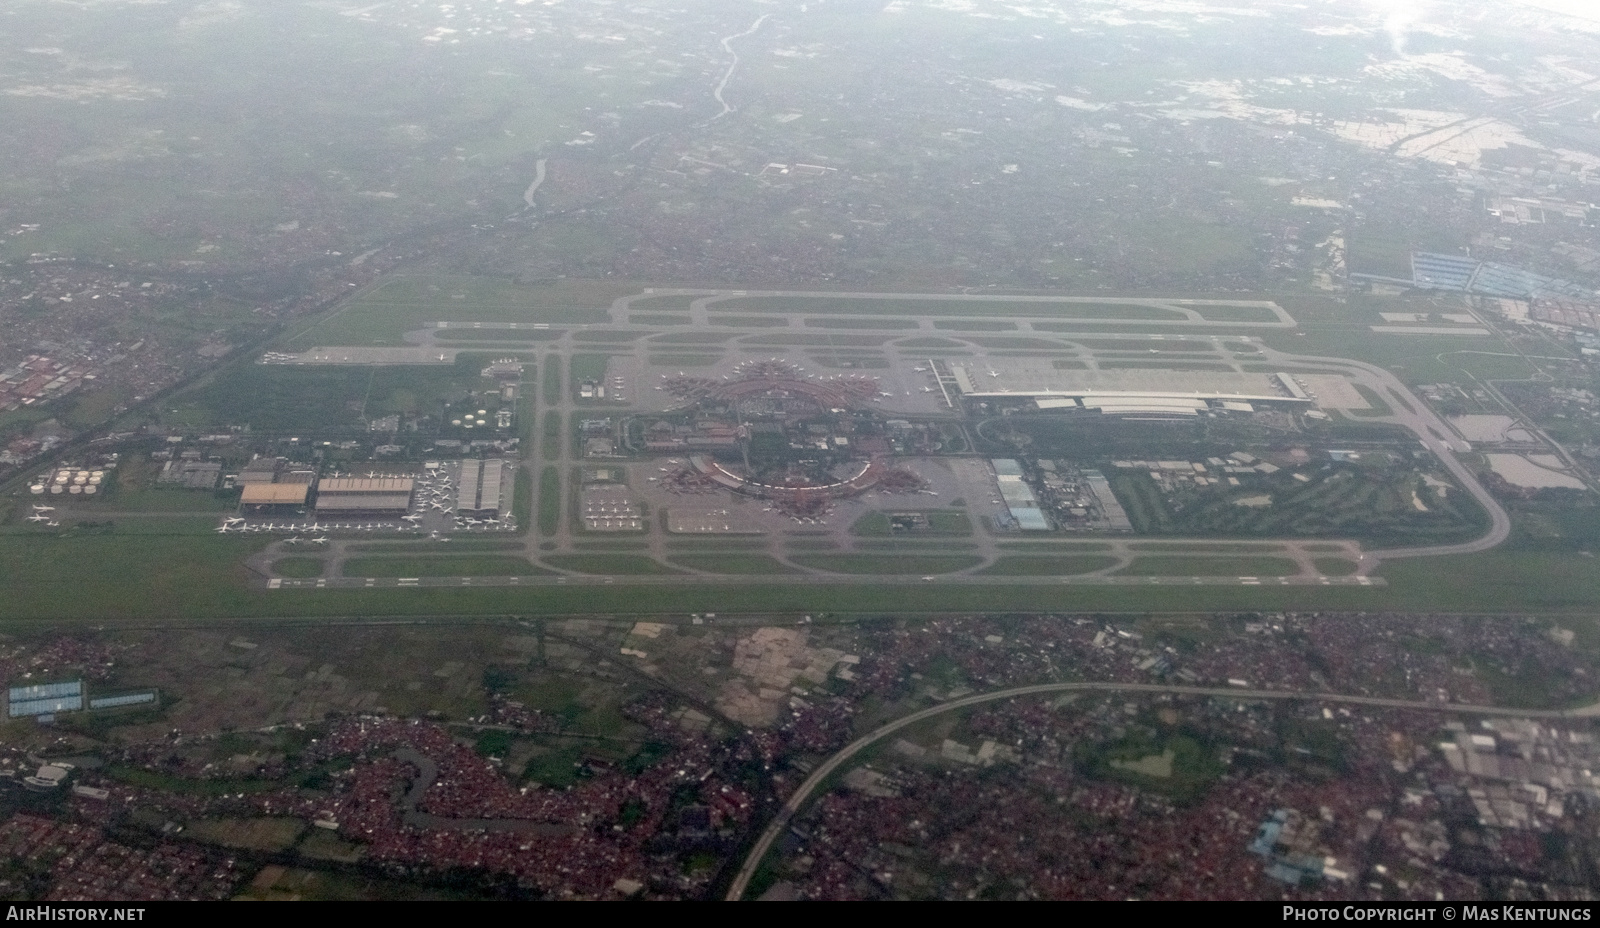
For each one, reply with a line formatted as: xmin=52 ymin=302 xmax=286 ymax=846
xmin=725 ymin=680 xmax=1584 ymax=900
xmin=1255 ymin=345 xmax=1512 ymax=563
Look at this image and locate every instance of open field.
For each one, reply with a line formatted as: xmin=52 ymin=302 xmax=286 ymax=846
xmin=341 ymin=556 xmax=542 ymax=577
xmin=164 ymin=354 xmax=513 ymax=433
xmin=542 ymin=554 xmax=685 ymax=575
xmin=714 ymin=297 xmax=1191 ymax=321
xmin=668 ymin=555 xmax=801 ymax=574
xmin=273 ymin=557 xmax=325 ymax=578
xmin=788 ymin=554 xmax=985 ymax=575
xmin=1115 ymin=556 xmax=1302 ymax=576
xmin=282 ymin=278 xmax=628 ymax=350
xmin=850 ymin=510 xmax=973 ymax=537
xmin=538 ymin=467 xmax=561 ymax=536
xmin=977 ymin=555 xmax=1122 ymax=575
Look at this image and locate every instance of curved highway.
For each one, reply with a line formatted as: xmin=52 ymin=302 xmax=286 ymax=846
xmin=725 ymin=679 xmax=1580 ymax=900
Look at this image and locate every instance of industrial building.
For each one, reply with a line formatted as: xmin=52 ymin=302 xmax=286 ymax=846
xmin=7 ymin=681 xmax=82 ymax=718
xmin=992 ymin=459 xmax=1051 ymax=531
xmin=456 ymin=459 xmax=508 ymax=515
xmin=315 ymin=476 xmax=415 ymax=515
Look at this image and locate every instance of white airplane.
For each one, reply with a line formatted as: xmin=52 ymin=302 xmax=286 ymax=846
xmin=921 ymin=387 xmax=934 ymax=393
xmin=913 ymin=366 xmax=928 ymax=372
xmin=987 ymin=370 xmax=1001 ymax=378
xmin=312 ymin=537 xmax=328 ymax=545
xmin=27 ymin=514 xmax=49 ymax=523
xmin=284 ymin=537 xmax=301 ymax=545
xmin=214 ymin=525 xmax=231 ymax=533
xmin=224 ymin=517 xmax=244 ymax=526
xmin=32 ymin=505 xmax=55 ymax=513
xmin=402 ymin=514 xmax=422 ymax=522
xmin=46 ymin=521 xmax=59 ymax=527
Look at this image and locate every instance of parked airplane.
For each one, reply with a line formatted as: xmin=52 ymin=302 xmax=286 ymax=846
xmin=27 ymin=514 xmax=49 ymax=523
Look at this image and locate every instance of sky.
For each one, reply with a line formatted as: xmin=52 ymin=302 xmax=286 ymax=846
xmin=1515 ymin=0 xmax=1600 ymax=19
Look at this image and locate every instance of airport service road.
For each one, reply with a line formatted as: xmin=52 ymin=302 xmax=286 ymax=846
xmin=725 ymin=680 xmax=1594 ymax=901
xmin=265 ymin=574 xmax=1384 ymax=590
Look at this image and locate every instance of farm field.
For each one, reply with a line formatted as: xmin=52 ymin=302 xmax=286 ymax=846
xmin=283 ymin=277 xmax=628 ymax=350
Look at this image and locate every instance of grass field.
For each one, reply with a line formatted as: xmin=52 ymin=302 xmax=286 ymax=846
xmin=163 ymin=354 xmax=506 ymax=433
xmin=668 ymin=554 xmax=800 ymax=574
xmin=648 ymin=354 xmax=722 ymax=367
xmin=542 ymin=354 xmax=562 ymax=404
xmin=283 ymin=277 xmax=627 ymax=349
xmin=433 ymin=329 xmax=564 ymax=342
xmin=650 ymin=332 xmax=734 ymax=344
xmin=977 ymin=555 xmax=1121 ymax=575
xmin=1128 ymin=542 xmax=1287 ymax=553
xmin=273 ymin=557 xmax=325 ymax=578
xmin=850 ymin=510 xmax=974 ymax=537
xmin=513 ymin=467 xmax=532 ymax=535
xmin=931 ymin=320 xmax=1018 ymax=331
xmin=538 ymin=466 xmax=560 ymax=536
xmin=542 ymin=411 xmax=562 ymax=461
xmin=788 ymin=554 xmax=984 ymax=574
xmin=1115 ymin=556 xmax=1301 ymax=576
xmin=569 ymin=353 xmax=609 ymax=392
xmin=541 ymin=554 xmax=684 ymax=575
xmin=707 ymin=315 xmax=790 ymax=327
xmin=717 ymin=297 xmax=1190 ymax=321
xmin=996 ymin=541 xmax=1114 ymax=552
xmin=803 ymin=317 xmax=920 ymax=329
xmin=342 ymin=556 xmax=541 ymax=577
xmin=350 ymin=540 xmax=523 ymax=553
xmin=572 ymin=330 xmax=646 ymax=342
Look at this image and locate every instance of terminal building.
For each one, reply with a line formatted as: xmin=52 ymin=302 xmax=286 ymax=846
xmin=315 ymin=477 xmax=415 ymax=516
xmin=456 ymin=459 xmax=508 ymax=515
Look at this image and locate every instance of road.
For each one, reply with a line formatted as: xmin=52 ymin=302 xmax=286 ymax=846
xmin=725 ymin=680 xmax=1597 ymax=900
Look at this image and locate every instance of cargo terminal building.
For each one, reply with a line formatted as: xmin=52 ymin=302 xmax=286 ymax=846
xmin=315 ymin=477 xmax=415 ymax=516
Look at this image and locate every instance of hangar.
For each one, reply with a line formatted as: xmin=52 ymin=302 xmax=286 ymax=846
xmin=315 ymin=477 xmax=415 ymax=515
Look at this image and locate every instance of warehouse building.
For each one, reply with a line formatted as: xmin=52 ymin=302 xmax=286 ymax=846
xmin=240 ymin=482 xmax=311 ymax=513
xmin=315 ymin=477 xmax=415 ymax=515
xmin=456 ymin=459 xmax=508 ymax=515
